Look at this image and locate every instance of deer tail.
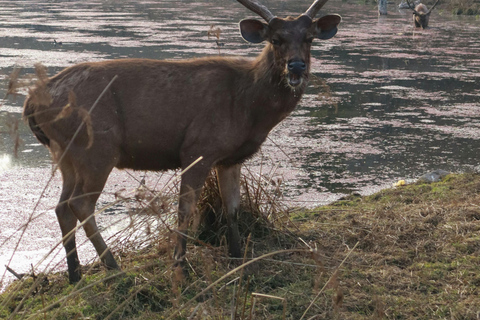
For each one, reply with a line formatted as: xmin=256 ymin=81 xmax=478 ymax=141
xmin=23 ymin=96 xmax=50 ymax=147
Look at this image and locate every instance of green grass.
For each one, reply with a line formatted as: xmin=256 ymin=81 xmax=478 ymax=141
xmin=1 ymin=173 xmax=480 ymax=319
xmin=445 ymin=0 xmax=480 ymax=15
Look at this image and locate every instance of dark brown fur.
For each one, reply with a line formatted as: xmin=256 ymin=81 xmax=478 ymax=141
xmin=23 ymin=1 xmax=341 ymax=283
xmin=406 ymin=0 xmax=440 ymax=29
xmin=413 ymin=3 xmax=430 ymax=28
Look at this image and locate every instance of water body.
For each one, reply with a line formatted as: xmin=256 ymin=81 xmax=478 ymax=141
xmin=1 ymin=0 xmax=479 ymax=288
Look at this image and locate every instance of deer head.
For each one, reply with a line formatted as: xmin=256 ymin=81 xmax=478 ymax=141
xmin=238 ymin=0 xmax=341 ymax=89
xmin=406 ymin=0 xmax=440 ymax=28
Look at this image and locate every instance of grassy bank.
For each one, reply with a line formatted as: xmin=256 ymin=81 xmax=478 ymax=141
xmin=1 ymin=173 xmax=480 ymax=319
xmin=360 ymin=0 xmax=480 ymax=15
xmin=422 ymin=0 xmax=480 ymax=15
xmin=445 ymin=0 xmax=480 ymax=15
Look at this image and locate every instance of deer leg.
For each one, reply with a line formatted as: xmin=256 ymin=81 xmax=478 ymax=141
xmin=216 ymin=164 xmax=242 ymax=258
xmin=174 ymin=168 xmax=210 ymax=264
xmin=56 ymin=161 xmax=82 ymax=283
xmin=68 ymin=168 xmax=119 ymax=273
xmin=414 ymin=15 xmax=420 ymax=28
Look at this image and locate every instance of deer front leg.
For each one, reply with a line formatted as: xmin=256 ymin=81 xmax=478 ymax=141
xmin=216 ymin=164 xmax=242 ymax=258
xmin=174 ymin=168 xmax=210 ymax=264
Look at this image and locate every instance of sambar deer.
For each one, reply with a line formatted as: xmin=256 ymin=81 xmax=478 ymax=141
xmin=406 ymin=0 xmax=440 ymax=29
xmin=23 ymin=0 xmax=341 ymax=283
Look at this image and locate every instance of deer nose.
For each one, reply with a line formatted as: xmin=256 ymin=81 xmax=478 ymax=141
xmin=287 ymin=60 xmax=306 ymax=75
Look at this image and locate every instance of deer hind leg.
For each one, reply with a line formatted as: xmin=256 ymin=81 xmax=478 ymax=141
xmin=56 ymin=159 xmax=82 ymax=283
xmin=67 ymin=163 xmax=119 ymax=275
xmin=216 ymin=164 xmax=242 ymax=258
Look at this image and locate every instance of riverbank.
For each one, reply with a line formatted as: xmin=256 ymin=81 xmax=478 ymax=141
xmin=446 ymin=0 xmax=480 ymax=15
xmin=2 ymin=173 xmax=479 ymax=319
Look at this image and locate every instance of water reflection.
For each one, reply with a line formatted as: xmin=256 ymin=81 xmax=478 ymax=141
xmin=0 ymin=154 xmax=12 ymax=173
xmin=0 ymin=0 xmax=479 ymax=199
xmin=1 ymin=0 xmax=480 ymax=293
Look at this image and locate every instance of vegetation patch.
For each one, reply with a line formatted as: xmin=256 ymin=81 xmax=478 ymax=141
xmin=445 ymin=0 xmax=480 ymax=15
xmin=357 ymin=0 xmax=480 ymax=15
xmin=1 ymin=173 xmax=480 ymax=319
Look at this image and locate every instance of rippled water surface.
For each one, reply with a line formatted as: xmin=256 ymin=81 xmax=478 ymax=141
xmin=1 ymin=0 xmax=479 ymax=287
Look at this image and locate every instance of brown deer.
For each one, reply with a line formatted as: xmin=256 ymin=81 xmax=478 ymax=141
xmin=23 ymin=0 xmax=341 ymax=283
xmin=406 ymin=0 xmax=440 ymax=29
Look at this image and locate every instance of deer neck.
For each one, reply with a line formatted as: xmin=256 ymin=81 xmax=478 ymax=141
xmin=242 ymin=46 xmax=307 ymax=134
xmin=252 ymin=45 xmax=308 ymax=106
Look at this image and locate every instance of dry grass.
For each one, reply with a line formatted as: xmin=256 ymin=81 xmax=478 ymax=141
xmin=359 ymin=0 xmax=480 ymax=15
xmin=2 ymin=65 xmax=479 ymax=319
xmin=1 ymin=67 xmax=27 ymax=156
xmin=412 ymin=0 xmax=479 ymax=15
xmin=1 ymin=172 xmax=480 ymax=319
xmin=1 ymin=64 xmax=54 ymax=157
xmin=304 ymin=173 xmax=480 ymax=319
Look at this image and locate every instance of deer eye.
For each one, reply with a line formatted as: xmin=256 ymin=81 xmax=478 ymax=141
xmin=271 ymin=38 xmax=282 ymax=46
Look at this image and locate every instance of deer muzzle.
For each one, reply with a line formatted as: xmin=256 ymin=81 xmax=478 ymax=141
xmin=287 ymin=59 xmax=307 ymax=87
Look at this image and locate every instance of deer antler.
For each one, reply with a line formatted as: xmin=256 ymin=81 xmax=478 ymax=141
xmin=405 ymin=0 xmax=420 ymax=14
xmin=426 ymin=0 xmax=440 ymax=14
xmin=304 ymin=0 xmax=330 ymax=19
xmin=236 ymin=0 xmax=276 ymax=23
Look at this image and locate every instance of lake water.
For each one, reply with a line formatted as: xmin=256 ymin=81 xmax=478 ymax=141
xmin=1 ymin=0 xmax=479 ymax=288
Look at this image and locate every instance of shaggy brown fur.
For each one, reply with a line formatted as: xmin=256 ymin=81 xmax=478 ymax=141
xmin=23 ymin=1 xmax=341 ymax=283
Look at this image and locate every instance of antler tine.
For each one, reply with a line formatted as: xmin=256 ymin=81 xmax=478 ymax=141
xmin=304 ymin=0 xmax=329 ymax=19
xmin=406 ymin=0 xmax=419 ymax=14
xmin=236 ymin=0 xmax=275 ymax=23
xmin=426 ymin=0 xmax=440 ymax=14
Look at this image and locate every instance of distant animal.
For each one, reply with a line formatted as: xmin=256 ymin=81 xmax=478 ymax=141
xmin=53 ymin=39 xmax=62 ymax=46
xmin=406 ymin=0 xmax=440 ymax=29
xmin=23 ymin=0 xmax=341 ymax=283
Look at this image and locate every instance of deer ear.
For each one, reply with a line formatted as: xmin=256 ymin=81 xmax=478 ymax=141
xmin=314 ymin=14 xmax=341 ymax=40
xmin=239 ymin=19 xmax=269 ymax=43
